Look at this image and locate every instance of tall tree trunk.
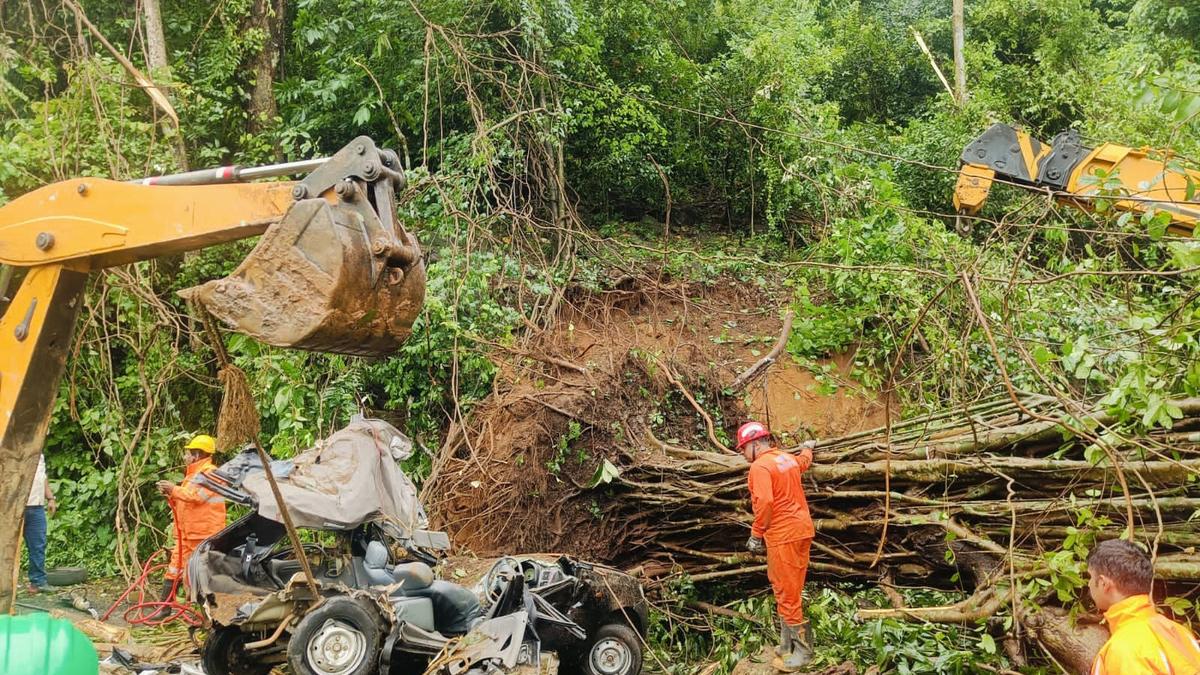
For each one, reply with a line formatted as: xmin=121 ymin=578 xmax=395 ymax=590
xmin=140 ymin=0 xmax=190 ymax=171
xmin=952 ymin=0 xmax=967 ymax=104
xmin=244 ymin=0 xmax=284 ymax=158
xmin=142 ymin=0 xmax=168 ymax=74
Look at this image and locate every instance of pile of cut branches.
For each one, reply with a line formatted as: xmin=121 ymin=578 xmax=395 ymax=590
xmin=621 ymin=392 xmax=1200 ymax=588
xmin=433 ymin=359 xmax=1200 ymax=591
xmin=605 ymin=392 xmax=1200 ymax=671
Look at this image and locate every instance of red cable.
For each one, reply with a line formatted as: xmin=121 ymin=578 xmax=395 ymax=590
xmin=102 ymin=504 xmax=204 ymax=627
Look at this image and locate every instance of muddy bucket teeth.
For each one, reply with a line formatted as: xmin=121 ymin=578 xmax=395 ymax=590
xmin=180 ymin=197 xmax=425 ymax=357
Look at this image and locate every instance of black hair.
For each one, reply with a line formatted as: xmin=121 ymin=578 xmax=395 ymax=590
xmin=1087 ymin=539 xmax=1152 ymax=596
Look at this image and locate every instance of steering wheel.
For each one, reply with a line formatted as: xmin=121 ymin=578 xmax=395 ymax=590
xmin=481 ymin=556 xmax=523 ymax=607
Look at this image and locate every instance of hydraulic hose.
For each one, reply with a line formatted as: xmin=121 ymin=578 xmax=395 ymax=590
xmin=101 ymin=507 xmax=203 ymax=627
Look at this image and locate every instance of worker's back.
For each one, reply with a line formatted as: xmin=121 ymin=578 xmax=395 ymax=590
xmin=1092 ymin=594 xmax=1200 ymax=674
xmin=748 ymin=448 xmax=814 ymax=544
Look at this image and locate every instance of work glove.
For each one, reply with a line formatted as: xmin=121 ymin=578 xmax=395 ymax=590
xmin=746 ymin=536 xmax=765 ymax=554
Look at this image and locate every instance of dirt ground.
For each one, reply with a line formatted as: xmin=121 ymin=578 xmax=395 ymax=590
xmin=546 ymin=280 xmax=886 ymax=443
xmin=425 ymin=275 xmax=888 ymax=563
xmin=14 ymin=577 xmax=132 ymax=625
xmin=745 ymin=351 xmax=887 ymax=440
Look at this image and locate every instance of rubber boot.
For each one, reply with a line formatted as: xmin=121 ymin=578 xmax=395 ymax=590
xmin=772 ymin=621 xmax=812 ymax=672
xmin=146 ymin=579 xmax=175 ymax=621
xmin=773 ymin=613 xmax=792 ymax=657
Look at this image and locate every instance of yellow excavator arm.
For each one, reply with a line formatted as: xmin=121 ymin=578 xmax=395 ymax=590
xmin=0 ymin=137 xmax=425 ymax=610
xmin=954 ymin=123 xmax=1199 ymax=237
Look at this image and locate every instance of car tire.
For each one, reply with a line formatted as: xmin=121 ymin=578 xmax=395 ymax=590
xmin=287 ymin=596 xmax=384 ymax=675
xmin=201 ymin=626 xmax=272 ymax=675
xmin=44 ymin=566 xmax=88 ymax=586
xmin=580 ymin=622 xmax=643 ymax=675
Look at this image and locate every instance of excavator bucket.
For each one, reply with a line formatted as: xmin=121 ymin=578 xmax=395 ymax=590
xmin=182 ymin=196 xmax=425 ymax=356
xmin=180 ymin=138 xmax=426 ymax=356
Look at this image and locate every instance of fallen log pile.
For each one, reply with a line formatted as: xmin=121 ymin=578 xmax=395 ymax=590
xmin=616 ymin=392 xmax=1200 ymax=588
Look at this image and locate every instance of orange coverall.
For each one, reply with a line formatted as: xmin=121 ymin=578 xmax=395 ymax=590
xmin=1090 ymin=594 xmax=1200 ymax=675
xmin=748 ymin=446 xmax=814 ymax=625
xmin=165 ymin=456 xmax=226 ymax=582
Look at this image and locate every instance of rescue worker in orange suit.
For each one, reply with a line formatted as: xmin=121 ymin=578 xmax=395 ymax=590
xmin=1087 ymin=538 xmax=1200 ymax=674
xmin=153 ymin=434 xmax=225 ymax=609
xmin=737 ymin=420 xmax=815 ymax=672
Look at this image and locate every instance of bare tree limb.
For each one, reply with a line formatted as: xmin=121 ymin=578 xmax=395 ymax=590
xmin=65 ymin=0 xmax=179 ymax=126
xmin=728 ymin=311 xmax=795 ymax=394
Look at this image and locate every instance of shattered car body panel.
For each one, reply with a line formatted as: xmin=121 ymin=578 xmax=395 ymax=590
xmin=443 ymin=555 xmax=649 ymax=637
xmin=432 ymin=613 xmax=530 ymax=675
xmin=191 ymin=419 xmax=647 ymax=675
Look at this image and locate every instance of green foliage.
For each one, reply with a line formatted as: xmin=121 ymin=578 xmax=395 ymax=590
xmin=648 ymin=581 xmax=1015 ymax=674
xmin=892 ymin=99 xmax=996 ymax=214
xmin=1128 ymin=0 xmax=1200 ymax=54
xmin=364 ymin=243 xmax=522 ymax=470
xmin=806 ymin=588 xmax=1012 ymax=674
xmin=0 ymin=57 xmax=179 ymax=200
xmin=968 ymin=0 xmax=1103 ymax=132
xmin=1027 ymin=505 xmax=1110 ymax=609
xmin=546 ymin=420 xmax=584 ymax=475
xmin=168 ymin=0 xmax=296 ymax=164
xmin=815 ymin=3 xmax=941 ymax=124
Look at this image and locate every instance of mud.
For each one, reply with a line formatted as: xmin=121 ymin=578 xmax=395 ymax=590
xmin=207 ymin=590 xmax=269 ymax=626
xmin=746 ymin=351 xmax=888 ymax=439
xmin=425 ymin=276 xmax=885 ymax=564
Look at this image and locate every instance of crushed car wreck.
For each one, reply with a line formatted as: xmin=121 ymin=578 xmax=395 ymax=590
xmin=187 ymin=417 xmax=647 ymax=675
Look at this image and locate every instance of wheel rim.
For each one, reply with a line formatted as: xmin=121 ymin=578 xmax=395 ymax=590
xmin=307 ymin=618 xmax=368 ymax=675
xmin=590 ymin=637 xmax=632 ymax=675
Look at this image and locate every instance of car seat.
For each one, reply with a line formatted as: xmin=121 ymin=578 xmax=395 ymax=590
xmin=362 ymin=541 xmax=482 ymax=635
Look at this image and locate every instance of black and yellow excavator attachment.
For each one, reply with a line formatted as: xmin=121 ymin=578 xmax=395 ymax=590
xmin=954 ymin=123 xmax=1198 ymax=237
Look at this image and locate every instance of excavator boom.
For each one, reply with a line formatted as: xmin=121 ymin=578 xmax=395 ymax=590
xmin=954 ymin=123 xmax=1199 ymax=236
xmin=0 ymin=137 xmax=425 ymax=610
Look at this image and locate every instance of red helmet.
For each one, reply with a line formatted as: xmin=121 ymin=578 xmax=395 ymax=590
xmin=735 ymin=421 xmax=771 ymax=450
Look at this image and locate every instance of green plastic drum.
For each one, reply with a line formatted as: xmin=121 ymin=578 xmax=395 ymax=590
xmin=0 ymin=613 xmax=98 ymax=675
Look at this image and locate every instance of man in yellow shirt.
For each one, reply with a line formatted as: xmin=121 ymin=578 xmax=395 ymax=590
xmin=1088 ymin=539 xmax=1200 ymax=675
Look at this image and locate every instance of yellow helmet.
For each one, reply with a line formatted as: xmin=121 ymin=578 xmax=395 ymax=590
xmin=184 ymin=434 xmax=217 ymax=454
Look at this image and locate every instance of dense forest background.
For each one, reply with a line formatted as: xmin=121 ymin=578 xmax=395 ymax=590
xmin=2 ymin=0 xmax=1199 ymax=671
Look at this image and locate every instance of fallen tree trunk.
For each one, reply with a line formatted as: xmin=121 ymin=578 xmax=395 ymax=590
xmin=728 ymin=311 xmax=794 ymax=393
xmin=1023 ymin=606 xmax=1110 ymax=675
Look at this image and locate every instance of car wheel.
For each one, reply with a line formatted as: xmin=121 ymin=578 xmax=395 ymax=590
xmin=581 ymin=623 xmax=643 ymax=675
xmin=202 ymin=626 xmax=272 ymax=675
xmin=288 ymin=596 xmax=383 ymax=675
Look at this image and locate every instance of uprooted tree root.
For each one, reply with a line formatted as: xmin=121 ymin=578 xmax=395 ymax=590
xmin=423 ymin=277 xmax=760 ymax=560
xmin=425 ymin=276 xmax=1200 ymax=672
